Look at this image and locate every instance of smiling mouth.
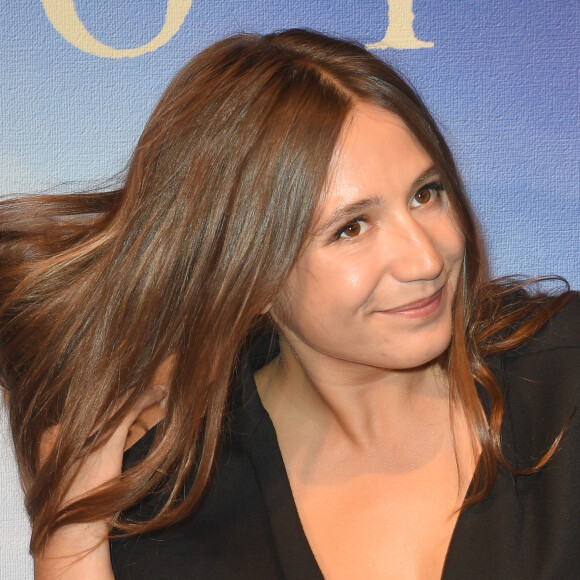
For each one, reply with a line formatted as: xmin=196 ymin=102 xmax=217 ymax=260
xmin=380 ymin=288 xmax=444 ymax=318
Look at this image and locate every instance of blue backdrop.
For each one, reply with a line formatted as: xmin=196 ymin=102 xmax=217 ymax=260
xmin=0 ymin=2 xmax=578 ymax=576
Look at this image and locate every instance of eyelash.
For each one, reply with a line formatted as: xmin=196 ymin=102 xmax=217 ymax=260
xmin=410 ymin=181 xmax=445 ymax=207
xmin=331 ymin=181 xmax=446 ymax=241
xmin=331 ymin=216 xmax=368 ymax=241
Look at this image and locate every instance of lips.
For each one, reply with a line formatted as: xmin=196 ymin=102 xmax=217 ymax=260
xmin=380 ymin=287 xmax=444 ymax=317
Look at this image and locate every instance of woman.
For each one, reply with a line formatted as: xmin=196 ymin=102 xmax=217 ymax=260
xmin=1 ymin=30 xmax=577 ymax=579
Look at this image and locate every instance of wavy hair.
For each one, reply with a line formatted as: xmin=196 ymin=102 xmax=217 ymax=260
xmin=0 ymin=29 xmax=570 ymax=554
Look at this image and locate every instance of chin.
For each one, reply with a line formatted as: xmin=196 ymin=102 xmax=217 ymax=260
xmin=386 ymin=327 xmax=453 ymax=370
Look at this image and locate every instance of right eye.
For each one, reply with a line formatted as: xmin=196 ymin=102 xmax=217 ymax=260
xmin=333 ymin=218 xmax=367 ymax=240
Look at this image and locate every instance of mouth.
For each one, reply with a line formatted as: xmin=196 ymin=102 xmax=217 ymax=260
xmin=379 ymin=287 xmax=444 ymax=318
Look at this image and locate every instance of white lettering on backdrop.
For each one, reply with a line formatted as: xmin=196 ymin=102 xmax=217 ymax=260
xmin=366 ymin=0 xmax=433 ymax=49
xmin=41 ymin=0 xmax=432 ymax=58
xmin=40 ymin=0 xmax=192 ymax=58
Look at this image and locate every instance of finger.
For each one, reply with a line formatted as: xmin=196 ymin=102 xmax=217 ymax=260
xmin=119 ymin=383 xmax=167 ymax=430
xmin=39 ymin=424 xmax=60 ymax=467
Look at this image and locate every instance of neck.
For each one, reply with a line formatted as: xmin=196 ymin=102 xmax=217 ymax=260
xmin=254 ymin=335 xmax=478 ymax=493
xmin=256 ymin=336 xmax=450 ymax=449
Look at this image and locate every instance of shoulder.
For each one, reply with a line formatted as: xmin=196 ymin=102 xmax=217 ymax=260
xmin=503 ymin=291 xmax=580 ymax=358
xmin=494 ymin=291 xmax=580 ymax=385
xmin=490 ymin=292 xmax=580 ymax=463
xmin=483 ymin=291 xmax=579 ymax=391
xmin=485 ymin=290 xmax=580 ymax=420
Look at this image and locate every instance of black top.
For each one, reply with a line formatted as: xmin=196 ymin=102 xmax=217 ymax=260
xmin=111 ymin=295 xmax=580 ymax=579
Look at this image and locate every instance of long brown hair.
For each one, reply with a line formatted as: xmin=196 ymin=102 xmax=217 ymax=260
xmin=0 ymin=29 xmax=570 ymax=554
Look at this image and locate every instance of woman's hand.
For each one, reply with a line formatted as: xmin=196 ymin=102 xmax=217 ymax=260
xmin=34 ymin=383 xmax=166 ymax=580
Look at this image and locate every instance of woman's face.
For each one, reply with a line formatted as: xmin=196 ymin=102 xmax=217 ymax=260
xmin=271 ymin=104 xmax=465 ymax=373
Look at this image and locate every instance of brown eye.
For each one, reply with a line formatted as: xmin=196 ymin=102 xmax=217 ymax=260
xmin=414 ymin=188 xmax=432 ymax=205
xmin=332 ymin=218 xmax=369 ymax=241
xmin=411 ymin=182 xmax=444 ymax=208
xmin=341 ymin=221 xmax=361 ymax=238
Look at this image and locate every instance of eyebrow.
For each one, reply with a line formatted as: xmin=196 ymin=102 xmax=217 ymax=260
xmin=316 ymin=196 xmax=382 ymax=234
xmin=317 ymin=165 xmax=440 ymax=233
xmin=413 ymin=165 xmax=440 ymax=188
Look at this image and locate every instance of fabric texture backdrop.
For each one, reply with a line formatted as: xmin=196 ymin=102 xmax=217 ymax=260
xmin=0 ymin=2 xmax=577 ymax=576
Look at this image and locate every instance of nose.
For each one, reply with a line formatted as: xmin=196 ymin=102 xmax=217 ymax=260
xmin=386 ymin=216 xmax=444 ymax=283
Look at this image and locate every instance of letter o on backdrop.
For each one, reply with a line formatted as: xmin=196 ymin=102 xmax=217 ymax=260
xmin=41 ymin=0 xmax=192 ymax=58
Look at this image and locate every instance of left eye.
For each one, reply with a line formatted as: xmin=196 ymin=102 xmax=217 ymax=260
xmin=411 ymin=182 xmax=444 ymax=207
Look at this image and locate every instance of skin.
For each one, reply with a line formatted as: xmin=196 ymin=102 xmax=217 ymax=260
xmin=256 ymin=104 xmax=471 ymax=579
xmin=269 ymin=104 xmax=464 ymax=386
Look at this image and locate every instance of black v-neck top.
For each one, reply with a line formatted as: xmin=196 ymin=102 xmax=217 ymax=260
xmin=111 ymin=295 xmax=580 ymax=579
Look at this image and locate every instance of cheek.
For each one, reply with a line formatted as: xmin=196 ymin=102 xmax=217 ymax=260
xmin=437 ymin=217 xmax=465 ymax=267
xmin=274 ymin=254 xmax=374 ymax=329
xmin=303 ymin=252 xmax=379 ymax=310
xmin=330 ymin=256 xmax=373 ymax=294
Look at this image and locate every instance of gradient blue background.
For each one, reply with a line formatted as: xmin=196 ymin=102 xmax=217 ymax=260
xmin=0 ymin=2 xmax=578 ymax=575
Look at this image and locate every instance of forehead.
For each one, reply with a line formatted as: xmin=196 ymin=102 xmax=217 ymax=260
xmin=316 ymin=104 xmax=434 ymax=218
